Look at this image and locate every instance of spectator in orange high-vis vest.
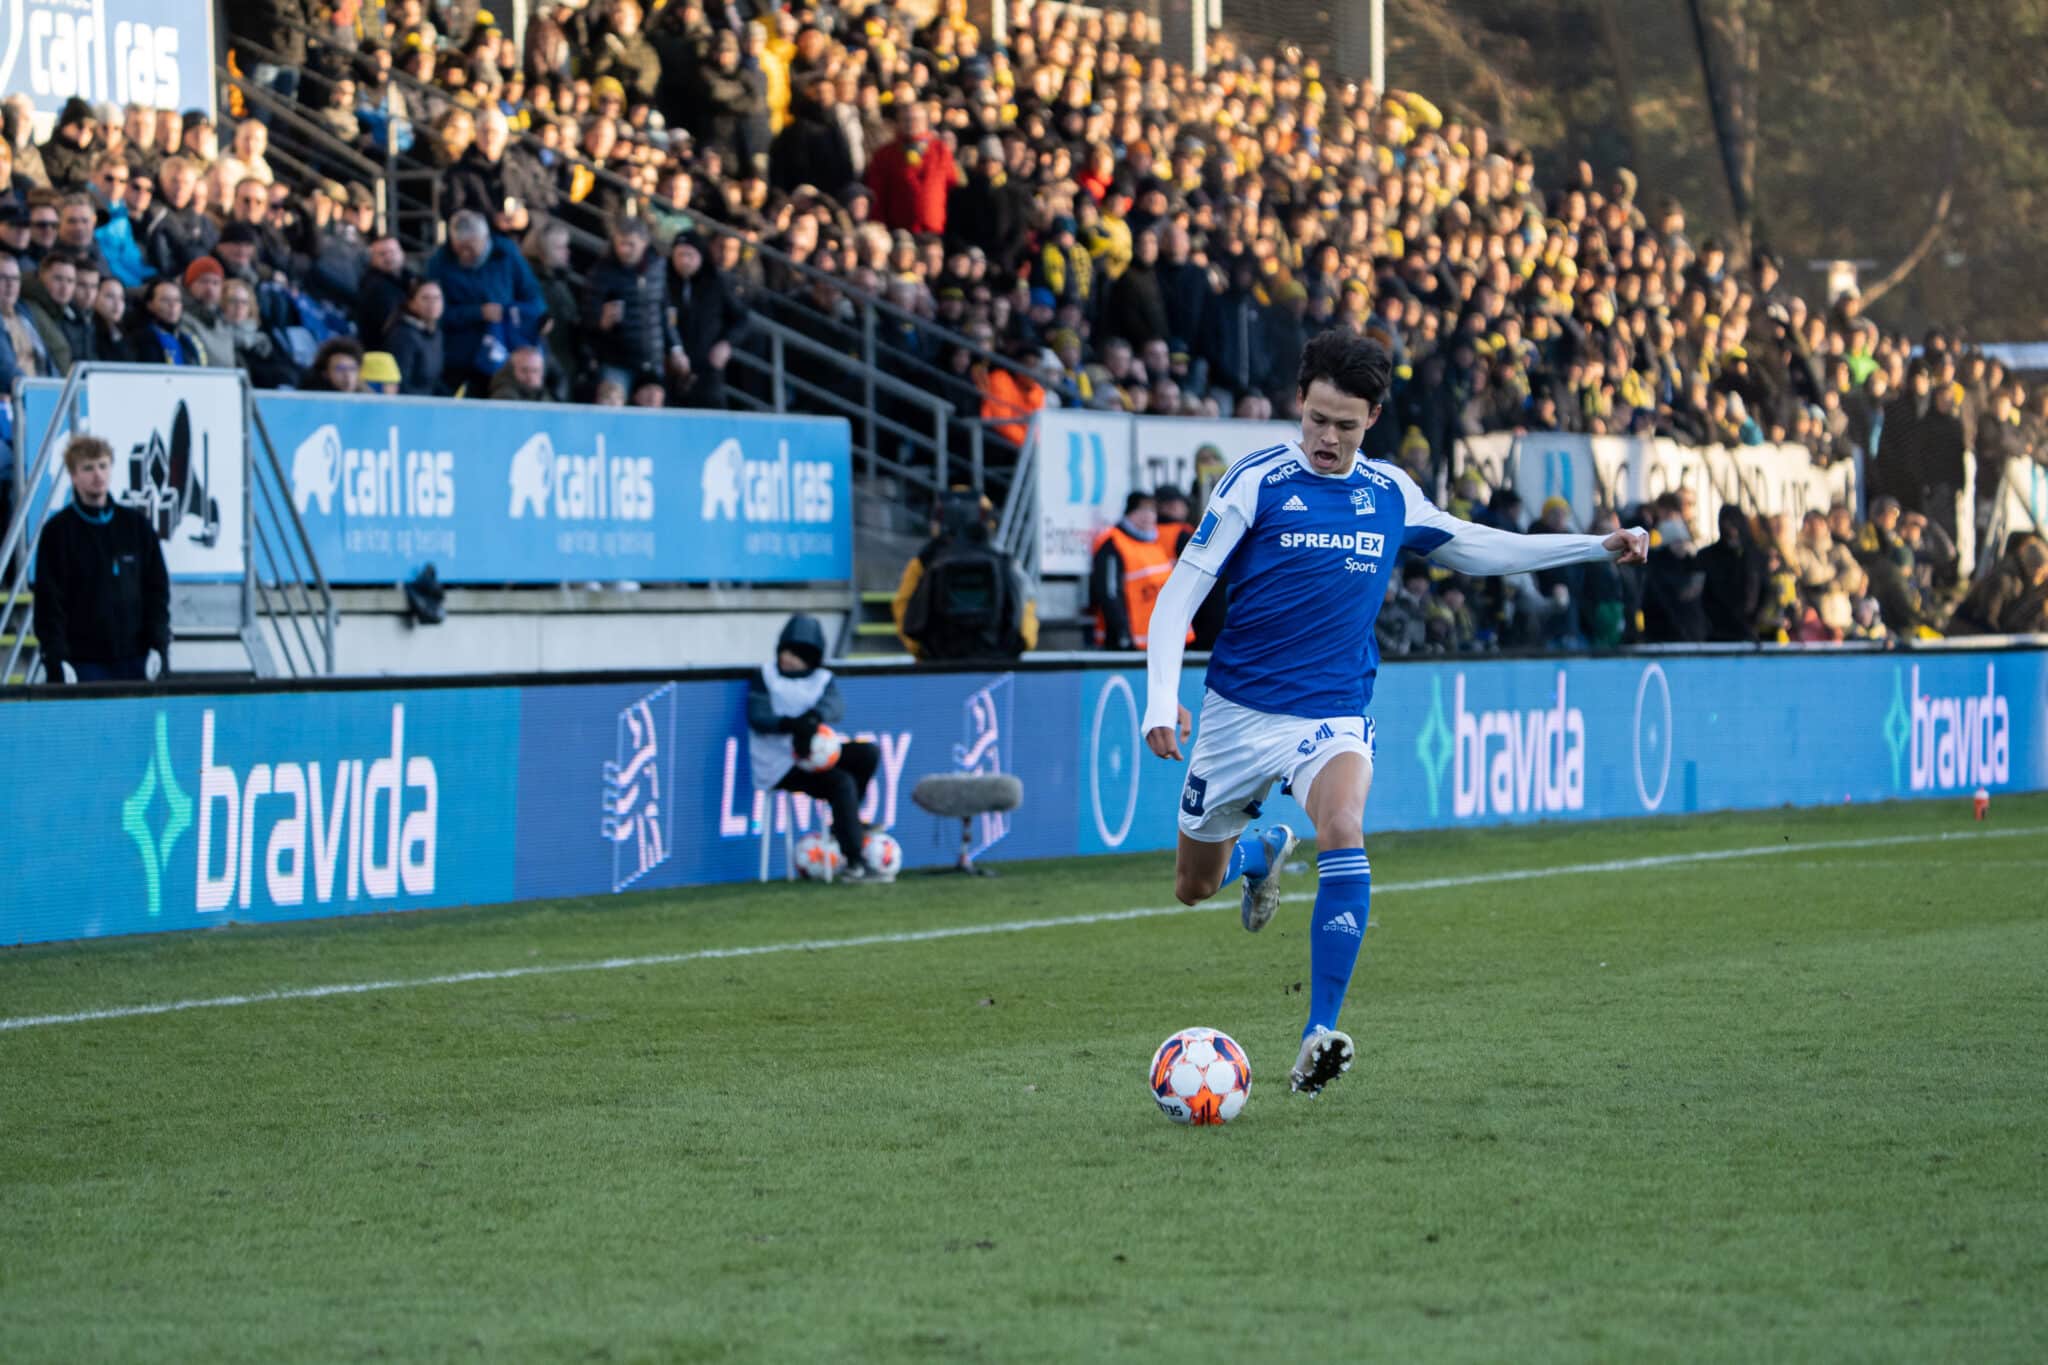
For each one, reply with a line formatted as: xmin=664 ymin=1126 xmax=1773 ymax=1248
xmin=977 ymin=346 xmax=1045 ymax=447
xmin=1090 ymin=491 xmax=1192 ymax=649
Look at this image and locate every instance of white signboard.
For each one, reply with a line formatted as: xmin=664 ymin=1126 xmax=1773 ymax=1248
xmin=31 ymin=369 xmax=248 ymax=580
xmin=1035 ymin=409 xmax=1133 ymax=575
xmin=1133 ymin=416 xmax=1296 ymax=501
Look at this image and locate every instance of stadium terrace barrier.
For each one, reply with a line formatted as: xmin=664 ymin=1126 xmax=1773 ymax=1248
xmin=2 ymin=646 xmax=2043 ymax=946
xmin=1034 ymin=412 xmax=1908 ymax=573
xmin=16 ymin=381 xmax=853 ymax=585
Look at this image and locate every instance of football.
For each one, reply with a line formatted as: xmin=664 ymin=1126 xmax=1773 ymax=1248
xmin=861 ymin=831 xmax=903 ymax=880
xmin=1149 ymin=1028 xmax=1251 ymax=1125
xmin=795 ymin=725 xmax=843 ymax=772
xmin=793 ymin=830 xmax=844 ymax=880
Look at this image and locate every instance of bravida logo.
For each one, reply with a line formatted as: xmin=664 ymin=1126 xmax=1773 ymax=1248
xmin=1899 ymin=664 xmax=2009 ymax=793
xmin=121 ymin=712 xmax=193 ymax=918
xmin=195 ymin=705 xmax=439 ymax=912
xmin=1451 ymin=672 xmax=1586 ymax=818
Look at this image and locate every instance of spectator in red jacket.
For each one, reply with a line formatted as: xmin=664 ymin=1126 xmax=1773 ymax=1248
xmin=864 ymin=102 xmax=954 ymax=237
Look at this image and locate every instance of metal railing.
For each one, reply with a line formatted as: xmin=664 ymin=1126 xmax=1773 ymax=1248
xmin=1 ymin=366 xmax=334 ymax=686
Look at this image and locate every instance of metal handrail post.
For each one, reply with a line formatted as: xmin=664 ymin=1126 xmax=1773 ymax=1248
xmin=860 ymin=303 xmax=878 ymax=482
xmin=0 ymin=365 xmax=88 ymax=685
xmin=247 ymin=404 xmax=337 ymax=672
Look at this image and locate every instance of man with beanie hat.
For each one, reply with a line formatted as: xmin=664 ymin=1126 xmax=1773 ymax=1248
xmin=746 ymin=614 xmax=886 ymax=882
xmin=180 ymin=255 xmax=235 ymax=368
xmin=40 ymin=98 xmax=97 ymax=190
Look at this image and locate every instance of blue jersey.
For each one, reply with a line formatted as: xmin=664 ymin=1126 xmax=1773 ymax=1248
xmin=1180 ymin=442 xmax=1460 ymax=718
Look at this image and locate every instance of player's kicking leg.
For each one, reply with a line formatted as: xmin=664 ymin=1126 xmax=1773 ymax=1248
xmin=1171 ymin=825 xmax=1297 ymax=927
xmin=1289 ymin=748 xmax=1375 ymax=1096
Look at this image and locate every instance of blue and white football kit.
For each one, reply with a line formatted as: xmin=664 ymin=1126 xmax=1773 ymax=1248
xmin=1143 ymin=440 xmax=1625 ymax=1071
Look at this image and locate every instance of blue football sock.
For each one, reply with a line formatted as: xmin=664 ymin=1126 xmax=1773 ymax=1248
xmin=1306 ymin=848 xmax=1371 ymax=1036
xmin=1217 ymin=830 xmax=1272 ymax=890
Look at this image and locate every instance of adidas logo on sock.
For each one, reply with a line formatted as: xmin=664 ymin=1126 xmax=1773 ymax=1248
xmin=1322 ymin=911 xmax=1363 ymax=937
xmin=1281 ymin=494 xmax=1309 ymax=512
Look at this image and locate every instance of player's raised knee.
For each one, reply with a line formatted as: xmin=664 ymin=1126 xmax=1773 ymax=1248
xmin=1314 ymin=815 xmax=1365 ymax=852
xmin=1174 ymin=871 xmax=1219 ymax=906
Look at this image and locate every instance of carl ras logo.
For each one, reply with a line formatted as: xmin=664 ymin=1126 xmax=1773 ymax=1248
xmin=121 ymin=713 xmax=192 ymax=918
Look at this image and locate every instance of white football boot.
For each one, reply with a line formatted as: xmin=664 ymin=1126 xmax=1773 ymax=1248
xmin=1239 ymin=825 xmax=1299 ymax=932
xmin=1289 ymin=1026 xmax=1355 ymax=1096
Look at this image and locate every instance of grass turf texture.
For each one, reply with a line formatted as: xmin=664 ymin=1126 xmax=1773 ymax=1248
xmin=4 ymin=799 xmax=2046 ymax=1362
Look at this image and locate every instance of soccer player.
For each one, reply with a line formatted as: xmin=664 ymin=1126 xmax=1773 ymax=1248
xmin=1141 ymin=332 xmax=1648 ymax=1096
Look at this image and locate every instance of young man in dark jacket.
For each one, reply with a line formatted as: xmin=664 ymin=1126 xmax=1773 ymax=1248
xmin=34 ymin=435 xmax=171 ymax=683
xmin=745 ymin=614 xmax=883 ymax=881
xmin=586 ymin=215 xmax=685 ymax=390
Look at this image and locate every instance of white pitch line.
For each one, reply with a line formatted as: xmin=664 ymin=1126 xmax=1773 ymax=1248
xmin=2 ymin=825 xmax=2038 ymax=1034
xmin=1272 ymin=824 xmax=2045 ymax=902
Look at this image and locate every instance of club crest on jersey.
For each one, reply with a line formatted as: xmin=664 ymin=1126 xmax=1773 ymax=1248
xmin=1351 ymin=487 xmax=1376 ymax=515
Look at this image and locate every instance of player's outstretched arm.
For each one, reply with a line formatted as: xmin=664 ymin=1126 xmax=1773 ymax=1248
xmin=1384 ymin=466 xmax=1648 ymax=572
xmin=1426 ymin=518 xmax=1649 ymax=574
xmin=1142 ymin=561 xmax=1212 ymax=760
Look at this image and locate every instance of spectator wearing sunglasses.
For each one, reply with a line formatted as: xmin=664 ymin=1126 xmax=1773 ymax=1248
xmin=95 ymin=159 xmax=155 ymax=288
xmin=21 ymin=193 xmax=60 ymax=267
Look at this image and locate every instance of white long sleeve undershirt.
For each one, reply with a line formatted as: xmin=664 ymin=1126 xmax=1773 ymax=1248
xmin=1141 ymin=524 xmax=1633 ymax=736
xmin=1425 ymin=521 xmax=1622 ymax=576
xmin=1142 ymin=560 xmax=1215 ymax=734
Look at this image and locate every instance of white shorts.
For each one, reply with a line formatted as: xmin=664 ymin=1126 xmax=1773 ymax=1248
xmin=1176 ymin=689 xmax=1377 ymax=842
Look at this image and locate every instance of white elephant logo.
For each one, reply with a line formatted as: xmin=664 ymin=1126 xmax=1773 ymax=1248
xmin=292 ymin=424 xmax=341 ymax=515
xmin=701 ymin=437 xmax=744 ymax=521
xmin=508 ymin=431 xmax=555 ymax=518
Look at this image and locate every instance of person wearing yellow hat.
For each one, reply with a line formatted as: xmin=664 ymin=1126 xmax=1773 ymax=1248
xmin=361 ymin=350 xmax=403 ymax=394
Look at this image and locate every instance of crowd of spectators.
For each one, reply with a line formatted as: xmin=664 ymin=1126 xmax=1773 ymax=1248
xmin=0 ymin=0 xmax=2040 ymax=640
xmin=1383 ymin=485 xmax=2048 ymax=650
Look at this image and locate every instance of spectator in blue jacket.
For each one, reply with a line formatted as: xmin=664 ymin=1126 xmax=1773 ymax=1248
xmin=427 ymin=209 xmax=545 ymax=396
xmin=93 ymin=157 xmax=155 ymax=287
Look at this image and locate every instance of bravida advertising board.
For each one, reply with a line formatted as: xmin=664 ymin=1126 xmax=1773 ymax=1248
xmin=0 ymin=688 xmax=518 ymax=945
xmin=3 ymin=649 xmax=2041 ymax=945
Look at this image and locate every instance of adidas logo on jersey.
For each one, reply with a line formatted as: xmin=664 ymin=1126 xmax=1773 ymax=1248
xmin=1322 ymin=911 xmax=1363 ymax=937
xmin=1281 ymin=494 xmax=1309 ymax=512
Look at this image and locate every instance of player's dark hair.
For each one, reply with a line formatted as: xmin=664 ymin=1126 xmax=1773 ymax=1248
xmin=1296 ymin=330 xmax=1392 ymax=407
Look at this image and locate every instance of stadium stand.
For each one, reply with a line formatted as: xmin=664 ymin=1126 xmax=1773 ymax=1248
xmin=2 ymin=0 xmax=2043 ymax=650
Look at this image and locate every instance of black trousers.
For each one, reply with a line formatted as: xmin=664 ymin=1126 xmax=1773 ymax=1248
xmin=777 ymin=740 xmax=880 ymax=864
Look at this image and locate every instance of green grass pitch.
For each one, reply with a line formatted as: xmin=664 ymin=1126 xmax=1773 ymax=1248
xmin=4 ymin=798 xmax=2046 ymax=1362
